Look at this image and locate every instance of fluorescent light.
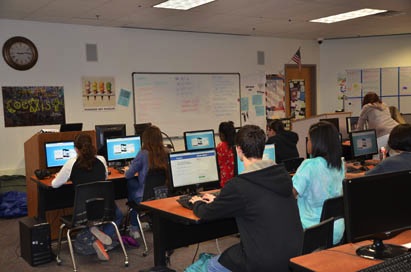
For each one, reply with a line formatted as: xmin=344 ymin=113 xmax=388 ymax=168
xmin=310 ymin=8 xmax=387 ymax=24
xmin=154 ymin=0 xmax=215 ymax=10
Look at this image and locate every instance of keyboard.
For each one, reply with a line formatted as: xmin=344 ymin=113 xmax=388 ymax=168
xmin=176 ymin=195 xmax=194 ymax=210
xmin=346 ymin=166 xmax=369 ymax=173
xmin=358 ymin=252 xmax=411 ymax=272
xmin=114 ymin=166 xmax=125 ymax=174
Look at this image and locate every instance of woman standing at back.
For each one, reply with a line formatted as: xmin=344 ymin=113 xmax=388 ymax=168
xmin=292 ymin=121 xmax=345 ymax=245
xmin=124 ymin=125 xmax=169 ymax=239
xmin=216 ymin=121 xmax=236 ymax=187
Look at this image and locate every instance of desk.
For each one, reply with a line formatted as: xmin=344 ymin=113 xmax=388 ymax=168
xmin=290 ymin=229 xmax=411 ymax=271
xmin=140 ymin=196 xmax=238 ymax=266
xmin=30 ymin=167 xmax=128 ymax=238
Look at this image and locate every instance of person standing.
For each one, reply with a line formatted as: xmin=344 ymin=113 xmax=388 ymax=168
xmin=216 ymin=121 xmax=236 ymax=187
xmin=190 ymin=125 xmax=303 ymax=272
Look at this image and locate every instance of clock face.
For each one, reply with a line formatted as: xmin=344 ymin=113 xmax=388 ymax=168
xmin=3 ymin=36 xmax=38 ymax=70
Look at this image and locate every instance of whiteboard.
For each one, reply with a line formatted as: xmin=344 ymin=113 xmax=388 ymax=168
xmin=132 ymin=73 xmax=241 ymax=137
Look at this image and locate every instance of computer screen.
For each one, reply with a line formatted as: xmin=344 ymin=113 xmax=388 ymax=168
xmin=319 ymin=118 xmax=340 ymax=132
xmin=106 ymin=135 xmax=141 ymax=162
xmin=401 ymin=113 xmax=411 ymax=124
xmin=95 ymin=124 xmax=126 ymax=157
xmin=134 ymin=123 xmax=152 ymax=136
xmin=60 ymin=123 xmax=83 ymax=132
xmin=169 ymin=148 xmax=220 ymax=193
xmin=44 ymin=141 xmax=76 ymax=168
xmin=343 ymin=170 xmax=411 ymax=260
xmin=183 ymin=129 xmax=215 ymax=151
xmin=349 ymin=129 xmax=378 ymax=163
xmin=236 ymin=144 xmax=276 ymax=174
xmin=345 ymin=117 xmax=359 ymax=134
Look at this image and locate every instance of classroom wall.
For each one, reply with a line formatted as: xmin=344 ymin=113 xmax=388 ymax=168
xmin=318 ymin=34 xmax=411 ymax=114
xmin=0 ymin=19 xmax=319 ymax=175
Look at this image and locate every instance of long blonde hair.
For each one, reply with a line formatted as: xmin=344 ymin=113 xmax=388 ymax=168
xmin=389 ymin=106 xmax=406 ymax=124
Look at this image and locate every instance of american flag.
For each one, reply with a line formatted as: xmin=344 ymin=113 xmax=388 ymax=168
xmin=292 ymin=48 xmax=301 ymax=71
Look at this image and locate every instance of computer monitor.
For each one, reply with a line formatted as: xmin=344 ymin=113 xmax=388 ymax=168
xmin=183 ymin=129 xmax=215 ymax=151
xmin=319 ymin=118 xmax=340 ymax=132
xmin=401 ymin=113 xmax=411 ymax=124
xmin=95 ymin=124 xmax=126 ymax=157
xmin=169 ymin=148 xmax=220 ymax=194
xmin=349 ymin=129 xmax=378 ymax=164
xmin=236 ymin=144 xmax=275 ymax=175
xmin=44 ymin=141 xmax=76 ymax=168
xmin=345 ymin=117 xmax=359 ymax=134
xmin=134 ymin=123 xmax=152 ymax=136
xmin=106 ymin=135 xmax=141 ymax=164
xmin=343 ymin=170 xmax=411 ymax=260
xmin=59 ymin=123 xmax=83 ymax=132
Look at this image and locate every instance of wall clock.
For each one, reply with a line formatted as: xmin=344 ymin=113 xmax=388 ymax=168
xmin=2 ymin=36 xmax=38 ymax=71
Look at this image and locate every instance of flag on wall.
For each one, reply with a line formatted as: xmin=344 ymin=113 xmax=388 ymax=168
xmin=292 ymin=47 xmax=301 ymax=71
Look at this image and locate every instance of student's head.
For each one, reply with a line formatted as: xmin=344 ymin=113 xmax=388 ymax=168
xmin=142 ymin=125 xmax=168 ymax=170
xmin=74 ymin=133 xmax=96 ymax=170
xmin=388 ymin=124 xmax=411 ymax=152
xmin=362 ymin=92 xmax=381 ymax=107
xmin=235 ymin=125 xmax=266 ymax=160
xmin=267 ymin=119 xmax=285 ymax=137
xmin=307 ymin=121 xmax=342 ymax=170
xmin=219 ymin=121 xmax=236 ymax=147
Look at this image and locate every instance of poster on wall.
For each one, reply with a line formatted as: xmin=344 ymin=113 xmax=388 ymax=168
xmin=81 ymin=76 xmax=115 ymax=110
xmin=265 ymin=74 xmax=285 ymax=119
xmin=2 ymin=86 xmax=65 ymax=127
xmin=289 ymin=79 xmax=306 ymax=119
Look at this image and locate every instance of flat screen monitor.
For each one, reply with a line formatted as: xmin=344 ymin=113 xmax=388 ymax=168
xmin=402 ymin=113 xmax=411 ymax=124
xmin=44 ymin=141 xmax=76 ymax=168
xmin=345 ymin=117 xmax=359 ymax=134
xmin=319 ymin=118 xmax=340 ymax=132
xmin=95 ymin=124 xmax=126 ymax=157
xmin=343 ymin=170 xmax=411 ymax=260
xmin=60 ymin=123 xmax=83 ymax=132
xmin=183 ymin=129 xmax=215 ymax=151
xmin=134 ymin=122 xmax=152 ymax=136
xmin=236 ymin=144 xmax=275 ymax=174
xmin=169 ymin=148 xmax=220 ymax=193
xmin=349 ymin=129 xmax=378 ymax=164
xmin=106 ymin=135 xmax=141 ymax=163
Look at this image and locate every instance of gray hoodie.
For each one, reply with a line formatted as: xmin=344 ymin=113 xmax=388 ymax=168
xmin=357 ymin=102 xmax=398 ymax=137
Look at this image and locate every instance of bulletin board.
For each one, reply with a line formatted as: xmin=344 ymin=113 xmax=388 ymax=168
xmin=344 ymin=66 xmax=411 ymax=115
xmin=132 ymin=73 xmax=241 ymax=137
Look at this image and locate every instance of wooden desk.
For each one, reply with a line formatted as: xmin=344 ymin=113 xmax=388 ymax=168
xmin=290 ymin=230 xmax=411 ymax=271
xmin=140 ymin=196 xmax=238 ymax=267
xmin=31 ymin=167 xmax=127 ymax=239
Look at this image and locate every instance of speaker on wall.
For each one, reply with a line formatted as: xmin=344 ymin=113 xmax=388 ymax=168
xmin=19 ymin=217 xmax=52 ymax=266
xmin=257 ymin=50 xmax=265 ymax=65
xmin=86 ymin=43 xmax=98 ymax=61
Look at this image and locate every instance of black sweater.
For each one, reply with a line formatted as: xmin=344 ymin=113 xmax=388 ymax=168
xmin=266 ymin=130 xmax=299 ymax=163
xmin=193 ymin=164 xmax=303 ymax=272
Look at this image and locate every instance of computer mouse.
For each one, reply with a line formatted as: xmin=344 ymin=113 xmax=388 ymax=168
xmin=107 ymin=170 xmax=111 ymax=175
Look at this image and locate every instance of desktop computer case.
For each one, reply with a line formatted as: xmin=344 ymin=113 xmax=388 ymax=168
xmin=19 ymin=217 xmax=52 ymax=266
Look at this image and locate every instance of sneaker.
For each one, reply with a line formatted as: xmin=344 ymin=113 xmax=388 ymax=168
xmin=92 ymin=240 xmax=110 ymax=261
xmin=129 ymin=229 xmax=141 ymax=240
xmin=90 ymin=226 xmax=112 ymax=245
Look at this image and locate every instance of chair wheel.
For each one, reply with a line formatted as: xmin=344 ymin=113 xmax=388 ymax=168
xmin=142 ymin=252 xmax=148 ymax=257
xmin=125 ymin=260 xmax=129 ymax=267
xmin=56 ymin=258 xmax=62 ymax=265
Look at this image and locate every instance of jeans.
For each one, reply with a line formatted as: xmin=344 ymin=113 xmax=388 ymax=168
xmin=207 ymin=255 xmax=231 ymax=272
xmin=102 ymin=205 xmax=123 ymax=238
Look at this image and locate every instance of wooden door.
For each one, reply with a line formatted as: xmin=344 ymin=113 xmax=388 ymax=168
xmin=285 ymin=64 xmax=317 ymax=118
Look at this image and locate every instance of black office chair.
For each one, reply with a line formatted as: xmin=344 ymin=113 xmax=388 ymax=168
xmin=302 ymin=217 xmax=334 ymax=255
xmin=320 ymin=195 xmax=346 ymax=245
xmin=55 ymin=181 xmax=128 ymax=272
xmin=126 ymin=169 xmax=168 ymax=256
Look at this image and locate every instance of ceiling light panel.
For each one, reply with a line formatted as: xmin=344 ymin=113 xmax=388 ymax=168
xmin=154 ymin=0 xmax=215 ymax=10
xmin=310 ymin=8 xmax=387 ymax=24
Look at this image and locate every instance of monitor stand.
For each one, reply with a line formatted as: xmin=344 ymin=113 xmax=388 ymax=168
xmin=356 ymin=239 xmax=408 ymax=260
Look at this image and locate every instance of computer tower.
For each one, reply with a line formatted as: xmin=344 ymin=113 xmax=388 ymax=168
xmin=19 ymin=217 xmax=52 ymax=266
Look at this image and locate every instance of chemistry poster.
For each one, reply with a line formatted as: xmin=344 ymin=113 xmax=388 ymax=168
xmin=81 ymin=76 xmax=115 ymax=110
xmin=2 ymin=86 xmax=65 ymax=127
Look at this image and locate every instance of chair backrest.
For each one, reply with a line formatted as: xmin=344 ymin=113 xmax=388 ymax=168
xmin=302 ymin=217 xmax=334 ymax=254
xmin=320 ymin=195 xmax=344 ymax=222
xmin=71 ymin=181 xmax=116 ymax=226
xmin=142 ymin=169 xmax=168 ymax=201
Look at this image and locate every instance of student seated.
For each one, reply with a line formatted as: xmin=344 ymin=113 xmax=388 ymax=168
xmin=266 ymin=119 xmax=299 ymax=163
xmin=189 ymin=125 xmax=303 ymax=272
xmin=366 ymin=124 xmax=411 ymax=175
xmin=292 ymin=121 xmax=345 ymax=245
xmin=216 ymin=121 xmax=236 ymax=187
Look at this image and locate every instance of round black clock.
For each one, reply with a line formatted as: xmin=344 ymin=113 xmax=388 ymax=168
xmin=2 ymin=36 xmax=38 ymax=71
